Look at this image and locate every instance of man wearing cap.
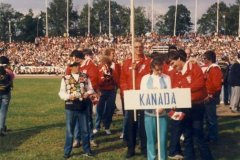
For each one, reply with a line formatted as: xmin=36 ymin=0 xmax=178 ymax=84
xmin=59 ymin=62 xmax=95 ymax=158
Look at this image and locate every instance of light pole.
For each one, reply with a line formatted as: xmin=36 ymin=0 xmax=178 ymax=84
xmin=223 ymin=14 xmax=226 ymax=35
xmin=37 ymin=16 xmax=41 ymax=37
xmin=8 ymin=20 xmax=11 ymax=43
xmin=173 ymin=0 xmax=178 ymax=36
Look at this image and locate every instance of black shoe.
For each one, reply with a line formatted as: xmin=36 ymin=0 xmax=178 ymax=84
xmin=63 ymin=154 xmax=71 ymax=159
xmin=83 ymin=151 xmax=95 ymax=157
xmin=0 ymin=132 xmax=6 ymax=136
xmin=141 ymin=150 xmax=147 ymax=157
xmin=125 ymin=150 xmax=135 ymax=158
xmin=0 ymin=129 xmax=6 ymax=136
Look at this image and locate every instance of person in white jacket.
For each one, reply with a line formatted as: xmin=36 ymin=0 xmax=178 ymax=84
xmin=140 ymin=58 xmax=171 ymax=160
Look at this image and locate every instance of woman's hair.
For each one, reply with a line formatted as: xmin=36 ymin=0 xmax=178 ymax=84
xmin=104 ymin=48 xmax=115 ymax=56
xmin=150 ymin=57 xmax=164 ymax=71
xmin=100 ymin=56 xmax=112 ymax=67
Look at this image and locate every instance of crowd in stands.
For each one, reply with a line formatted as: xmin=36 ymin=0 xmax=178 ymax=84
xmin=0 ymin=33 xmax=239 ymax=75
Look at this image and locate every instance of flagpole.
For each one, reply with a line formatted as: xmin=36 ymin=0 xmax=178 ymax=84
xmin=130 ymin=0 xmax=137 ymax=121
xmin=216 ymin=0 xmax=219 ymax=35
xmin=88 ymin=0 xmax=91 ymax=35
xmin=194 ymin=0 xmax=198 ymax=34
xmin=238 ymin=4 xmax=240 ymax=37
xmin=156 ymin=111 xmax=161 ymax=160
xmin=66 ymin=0 xmax=69 ymax=37
xmin=45 ymin=0 xmax=48 ymax=37
xmin=174 ymin=0 xmax=178 ymax=36
xmin=109 ymin=0 xmax=111 ymax=37
xmin=151 ymin=0 xmax=154 ymax=32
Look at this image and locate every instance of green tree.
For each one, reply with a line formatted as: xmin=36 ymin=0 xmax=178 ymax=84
xmin=17 ymin=9 xmax=37 ymax=42
xmin=156 ymin=4 xmax=192 ymax=35
xmin=0 ymin=3 xmax=16 ymax=41
xmin=79 ymin=0 xmax=150 ymax=36
xmin=48 ymin=0 xmax=79 ymax=36
xmin=197 ymin=2 xmax=229 ymax=35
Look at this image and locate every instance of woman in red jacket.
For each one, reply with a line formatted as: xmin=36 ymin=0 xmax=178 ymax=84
xmin=93 ymin=48 xmax=120 ymax=135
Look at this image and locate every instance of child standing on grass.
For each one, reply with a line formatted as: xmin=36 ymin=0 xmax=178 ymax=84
xmin=59 ymin=62 xmax=95 ymax=159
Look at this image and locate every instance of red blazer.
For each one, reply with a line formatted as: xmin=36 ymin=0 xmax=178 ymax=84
xmin=204 ymin=64 xmax=223 ymax=95
xmin=172 ymin=61 xmax=207 ymax=103
xmin=120 ymin=56 xmax=151 ymax=94
xmin=98 ymin=62 xmax=120 ymax=90
xmin=80 ymin=59 xmax=99 ymax=91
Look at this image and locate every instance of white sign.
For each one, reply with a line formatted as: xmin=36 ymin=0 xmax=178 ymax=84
xmin=124 ymin=88 xmax=191 ymax=110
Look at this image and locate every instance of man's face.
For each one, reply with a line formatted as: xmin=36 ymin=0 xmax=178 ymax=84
xmin=170 ymin=58 xmax=183 ymax=71
xmin=134 ymin=42 xmax=144 ymax=56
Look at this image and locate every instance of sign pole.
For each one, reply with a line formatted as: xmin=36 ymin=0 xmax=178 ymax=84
xmin=130 ymin=0 xmax=137 ymax=121
xmin=156 ymin=111 xmax=161 ymax=160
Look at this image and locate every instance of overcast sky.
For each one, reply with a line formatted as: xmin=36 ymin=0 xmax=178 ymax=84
xmin=1 ymin=0 xmax=237 ymax=23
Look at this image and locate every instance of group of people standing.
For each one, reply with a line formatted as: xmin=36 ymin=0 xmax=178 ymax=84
xmin=58 ymin=39 xmax=228 ymax=160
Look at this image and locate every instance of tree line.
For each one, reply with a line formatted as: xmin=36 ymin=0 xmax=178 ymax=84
xmin=0 ymin=0 xmax=240 ymax=42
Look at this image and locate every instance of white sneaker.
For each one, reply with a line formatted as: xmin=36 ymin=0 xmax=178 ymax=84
xmin=90 ymin=140 xmax=98 ymax=147
xmin=120 ymin=133 xmax=124 ymax=139
xmin=105 ymin=129 xmax=111 ymax=135
xmin=93 ymin=129 xmax=99 ymax=134
xmin=180 ymin=134 xmax=185 ymax=141
xmin=168 ymin=154 xmax=184 ymax=159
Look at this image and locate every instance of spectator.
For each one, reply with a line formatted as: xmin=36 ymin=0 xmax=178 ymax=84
xmin=228 ymin=52 xmax=240 ymax=113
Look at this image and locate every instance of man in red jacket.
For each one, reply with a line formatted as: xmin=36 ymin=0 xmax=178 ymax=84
xmin=168 ymin=51 xmax=214 ymax=160
xmin=120 ymin=41 xmax=151 ymax=158
xmin=202 ymin=50 xmax=223 ymax=143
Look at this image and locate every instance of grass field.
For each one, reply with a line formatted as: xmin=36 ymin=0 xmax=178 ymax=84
xmin=0 ymin=78 xmax=240 ymax=160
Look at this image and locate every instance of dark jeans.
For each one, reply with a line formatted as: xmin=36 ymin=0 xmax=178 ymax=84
xmin=64 ymin=109 xmax=91 ymax=156
xmin=95 ymin=89 xmax=116 ymax=130
xmin=168 ymin=119 xmax=183 ymax=156
xmin=125 ymin=110 xmax=146 ymax=153
xmin=204 ymin=98 xmax=218 ymax=142
xmin=74 ymin=99 xmax=94 ymax=141
xmin=182 ymin=104 xmax=214 ymax=160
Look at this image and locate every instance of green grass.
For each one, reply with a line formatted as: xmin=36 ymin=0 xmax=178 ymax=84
xmin=0 ymin=78 xmax=240 ymax=160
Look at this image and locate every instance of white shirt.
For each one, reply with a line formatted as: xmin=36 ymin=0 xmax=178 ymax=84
xmin=58 ymin=73 xmax=94 ymax=101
